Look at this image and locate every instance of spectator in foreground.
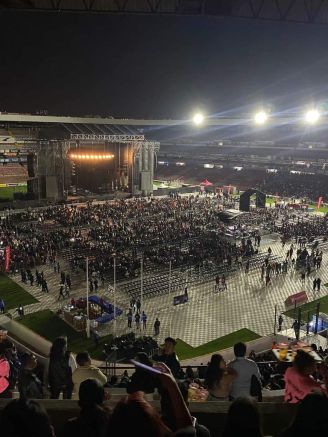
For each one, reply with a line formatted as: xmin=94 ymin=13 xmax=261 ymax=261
xmin=205 ymin=354 xmax=236 ymax=401
xmin=127 ymin=352 xmax=157 ymax=394
xmin=107 ymin=363 xmax=193 ymax=436
xmin=281 ymin=392 xmax=328 ymax=436
xmin=228 ymin=342 xmax=261 ymax=400
xmin=2 ymin=339 xmax=21 ymax=395
xmin=223 ymin=397 xmax=263 ymax=437
xmin=18 ymin=353 xmax=43 ymax=399
xmin=0 ymin=398 xmax=55 ymax=437
xmin=107 ymin=391 xmax=170 ymax=437
xmin=72 ymin=351 xmax=107 ymax=399
xmin=63 ymin=378 xmax=111 ymax=437
xmin=0 ymin=342 xmax=10 ymax=398
xmin=48 ymin=336 xmax=74 ymax=399
xmin=284 ymin=350 xmax=327 ymax=403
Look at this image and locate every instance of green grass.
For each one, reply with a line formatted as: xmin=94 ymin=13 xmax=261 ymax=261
xmin=284 ymin=295 xmax=328 ymax=322
xmin=309 ymin=204 xmax=328 ymax=213
xmin=18 ymin=309 xmax=113 ymax=360
xmin=175 ymin=329 xmax=261 ymax=360
xmin=0 ymin=185 xmax=27 ymax=200
xmin=0 ymin=274 xmax=38 ymax=310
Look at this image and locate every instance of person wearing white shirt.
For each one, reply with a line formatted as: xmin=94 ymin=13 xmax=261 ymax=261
xmin=72 ymin=351 xmax=107 ymax=399
xmin=228 ymin=342 xmax=261 ymax=400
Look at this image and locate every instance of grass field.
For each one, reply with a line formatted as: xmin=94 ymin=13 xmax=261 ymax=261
xmin=0 ymin=274 xmax=38 ymax=310
xmin=265 ymin=196 xmax=328 ymax=213
xmin=18 ymin=309 xmax=113 ymax=360
xmin=0 ymin=185 xmax=27 ymax=200
xmin=175 ymin=328 xmax=261 ymax=360
xmin=284 ymin=295 xmax=328 ymax=322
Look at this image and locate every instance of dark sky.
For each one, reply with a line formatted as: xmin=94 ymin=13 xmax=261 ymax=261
xmin=1 ymin=11 xmax=328 ymax=118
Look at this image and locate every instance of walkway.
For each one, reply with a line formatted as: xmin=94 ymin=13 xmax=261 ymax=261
xmin=8 ymin=234 xmax=328 ymax=348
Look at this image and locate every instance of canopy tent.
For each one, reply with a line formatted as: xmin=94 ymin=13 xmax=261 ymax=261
xmin=200 ymin=179 xmax=213 ymax=186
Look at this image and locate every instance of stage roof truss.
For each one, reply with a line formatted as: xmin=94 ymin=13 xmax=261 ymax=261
xmin=3 ymin=0 xmax=328 ymax=24
xmin=70 ymin=133 xmax=145 ymax=141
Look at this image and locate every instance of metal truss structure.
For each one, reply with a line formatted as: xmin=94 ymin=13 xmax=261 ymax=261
xmin=70 ymin=133 xmax=144 ymax=142
xmin=131 ymin=140 xmax=160 ymax=157
xmin=2 ymin=0 xmax=328 ymax=24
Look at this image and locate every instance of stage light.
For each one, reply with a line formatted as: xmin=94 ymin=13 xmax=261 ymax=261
xmin=305 ymin=109 xmax=320 ymax=124
xmin=69 ymin=152 xmax=114 ymax=160
xmin=193 ymin=113 xmax=204 ymax=125
xmin=254 ymin=111 xmax=268 ymax=125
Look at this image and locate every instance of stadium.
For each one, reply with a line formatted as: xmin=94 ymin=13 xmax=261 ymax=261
xmin=1 ymin=2 xmax=328 ymax=436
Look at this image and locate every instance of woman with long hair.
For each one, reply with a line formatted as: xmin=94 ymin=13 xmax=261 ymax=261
xmin=48 ymin=336 xmax=74 ymax=399
xmin=284 ymin=350 xmax=327 ymax=403
xmin=205 ymin=354 xmax=236 ymax=401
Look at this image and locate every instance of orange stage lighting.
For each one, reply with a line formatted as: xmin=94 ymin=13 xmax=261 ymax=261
xmin=69 ymin=153 xmax=114 ymax=160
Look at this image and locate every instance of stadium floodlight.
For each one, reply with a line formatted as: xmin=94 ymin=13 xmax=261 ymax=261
xmin=305 ymin=109 xmax=320 ymax=124
xmin=193 ymin=113 xmax=204 ymax=125
xmin=254 ymin=111 xmax=268 ymax=125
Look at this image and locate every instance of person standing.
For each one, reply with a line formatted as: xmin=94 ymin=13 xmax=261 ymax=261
xmin=136 ymin=298 xmax=141 ymax=313
xmin=245 ymin=260 xmax=250 ymax=274
xmin=317 ymin=277 xmax=321 ymax=291
xmin=0 ymin=343 xmax=10 ymax=398
xmin=48 ymin=337 xmax=74 ymax=399
xmin=72 ymin=351 xmax=107 ymax=399
xmin=221 ymin=274 xmax=227 ymax=290
xmin=135 ymin=312 xmax=140 ymax=330
xmin=0 ymin=298 xmax=5 ymax=314
xmin=153 ymin=337 xmax=182 ymax=379
xmin=127 ymin=309 xmax=132 ymax=329
xmin=142 ymin=311 xmax=147 ymax=330
xmin=313 ymin=278 xmax=317 ymax=292
xmin=261 ymin=264 xmax=265 ymax=281
xmin=58 ymin=284 xmax=65 ymax=300
xmin=18 ymin=354 xmax=43 ymax=399
xmin=154 ymin=318 xmax=160 ymax=336
xmin=66 ymin=274 xmax=71 ymax=290
xmin=278 ymin=314 xmax=284 ymax=332
xmin=15 ymin=305 xmax=24 ymax=319
xmin=291 ymin=320 xmax=301 ymax=340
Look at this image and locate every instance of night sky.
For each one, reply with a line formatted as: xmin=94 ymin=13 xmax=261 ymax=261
xmin=1 ymin=11 xmax=328 ymax=118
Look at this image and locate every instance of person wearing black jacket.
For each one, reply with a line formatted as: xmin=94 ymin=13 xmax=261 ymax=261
xmin=48 ymin=336 xmax=74 ymax=399
xmin=18 ymin=354 xmax=43 ymax=399
xmin=127 ymin=353 xmax=157 ymax=394
xmin=153 ymin=337 xmax=182 ymax=379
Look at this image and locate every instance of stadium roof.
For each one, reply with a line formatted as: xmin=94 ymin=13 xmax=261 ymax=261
xmin=2 ymin=0 xmax=328 ymax=25
xmin=1 ymin=113 xmax=328 ymax=145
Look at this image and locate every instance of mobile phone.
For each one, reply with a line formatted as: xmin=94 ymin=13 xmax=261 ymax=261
xmin=130 ymin=359 xmax=163 ymax=374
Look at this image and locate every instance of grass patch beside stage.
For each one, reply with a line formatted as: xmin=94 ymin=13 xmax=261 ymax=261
xmin=0 ymin=274 xmax=38 ymax=310
xmin=18 ymin=309 xmax=113 ymax=360
xmin=0 ymin=185 xmax=27 ymax=200
xmin=175 ymin=328 xmax=261 ymax=361
xmin=284 ymin=295 xmax=328 ymax=322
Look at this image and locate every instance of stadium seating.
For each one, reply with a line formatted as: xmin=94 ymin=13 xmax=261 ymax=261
xmin=0 ymin=399 xmax=297 ymax=436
